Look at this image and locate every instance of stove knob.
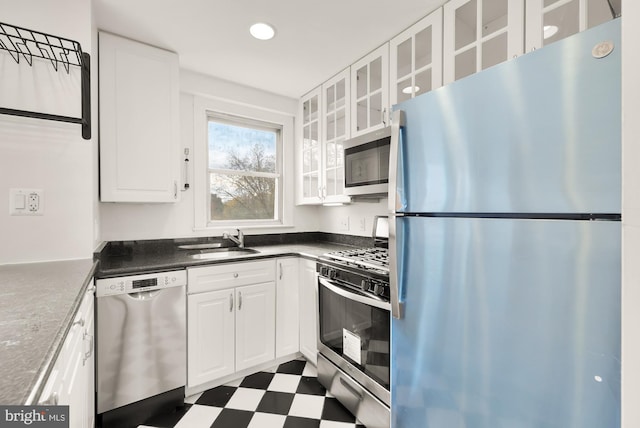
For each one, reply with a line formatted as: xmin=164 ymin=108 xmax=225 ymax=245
xmin=329 ymin=269 xmax=337 ymax=280
xmin=373 ymin=283 xmax=383 ymax=296
xmin=320 ymin=266 xmax=328 ymax=277
xmin=361 ymin=279 xmax=370 ymax=292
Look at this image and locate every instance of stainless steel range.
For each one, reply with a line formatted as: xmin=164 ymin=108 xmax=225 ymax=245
xmin=316 ymin=217 xmax=390 ymax=428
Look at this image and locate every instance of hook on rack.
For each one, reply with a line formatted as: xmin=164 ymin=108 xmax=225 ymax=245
xmin=0 ymin=22 xmax=91 ymax=140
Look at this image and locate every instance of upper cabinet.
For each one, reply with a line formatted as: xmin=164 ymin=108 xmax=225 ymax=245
xmin=299 ymin=87 xmax=322 ymax=204
xmin=525 ymin=0 xmax=617 ymax=52
xmin=390 ymin=8 xmax=444 ymax=105
xmin=298 ymin=69 xmax=352 ymax=205
xmin=99 ymin=32 xmax=181 ymax=203
xmin=322 ymin=70 xmax=351 ymax=204
xmin=443 ymin=0 xmax=524 ymax=84
xmin=351 ymin=44 xmax=389 ymax=137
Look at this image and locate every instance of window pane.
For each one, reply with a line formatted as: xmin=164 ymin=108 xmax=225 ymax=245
xmin=210 ymin=173 xmax=275 ymax=220
xmin=208 ymin=121 xmax=276 ymax=173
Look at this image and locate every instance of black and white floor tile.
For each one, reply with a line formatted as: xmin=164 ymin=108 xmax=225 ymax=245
xmin=138 ymin=358 xmax=365 ymax=428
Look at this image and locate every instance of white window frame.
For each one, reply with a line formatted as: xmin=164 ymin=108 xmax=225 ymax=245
xmin=193 ymin=95 xmax=294 ymax=230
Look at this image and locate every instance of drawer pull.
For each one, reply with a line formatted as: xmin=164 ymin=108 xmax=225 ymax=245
xmin=233 ymin=273 xmax=239 ymax=278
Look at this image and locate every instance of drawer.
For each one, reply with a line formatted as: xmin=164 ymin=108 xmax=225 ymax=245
xmin=187 ymin=259 xmax=276 ymax=294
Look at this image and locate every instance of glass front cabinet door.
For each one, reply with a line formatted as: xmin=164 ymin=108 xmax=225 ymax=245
xmin=321 ymin=69 xmax=351 ymax=204
xmin=525 ymin=0 xmax=618 ymax=52
xmin=443 ymin=0 xmax=524 ymax=85
xmin=351 ymin=44 xmax=389 ymax=137
xmin=390 ymin=8 xmax=444 ymax=105
xmin=299 ymin=88 xmax=322 ymax=203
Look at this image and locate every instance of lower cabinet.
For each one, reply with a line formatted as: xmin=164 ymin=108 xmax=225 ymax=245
xmin=39 ymin=285 xmax=95 ymax=428
xmin=299 ymin=259 xmax=319 ymax=365
xmin=187 ymin=256 xmax=320 ymax=390
xmin=276 ymin=257 xmax=300 ymax=358
xmin=187 ymin=261 xmax=277 ymax=389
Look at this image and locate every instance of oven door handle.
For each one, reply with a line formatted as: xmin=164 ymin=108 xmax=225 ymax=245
xmin=318 ymin=277 xmax=391 ymax=311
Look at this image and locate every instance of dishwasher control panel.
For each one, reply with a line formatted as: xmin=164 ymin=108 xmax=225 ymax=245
xmin=95 ymin=270 xmax=187 ymax=297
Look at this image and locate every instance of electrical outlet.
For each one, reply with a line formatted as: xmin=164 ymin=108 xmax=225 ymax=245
xmin=10 ymin=188 xmax=44 ymax=216
xmin=358 ymin=217 xmax=367 ymax=232
xmin=339 ymin=216 xmax=350 ymax=231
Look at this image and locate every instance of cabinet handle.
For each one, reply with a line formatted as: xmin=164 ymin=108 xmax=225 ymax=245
xmin=382 ymin=107 xmax=388 ymax=126
xmin=238 ymin=292 xmax=242 ymax=310
xmin=233 ymin=272 xmax=239 ymax=278
xmin=279 ymin=263 xmax=283 ymax=280
xmin=83 ymin=332 xmax=94 ymax=366
xmin=229 ymin=293 xmax=234 ymax=312
xmin=72 ymin=318 xmax=85 ymax=328
xmin=174 ymin=181 xmax=178 ymax=199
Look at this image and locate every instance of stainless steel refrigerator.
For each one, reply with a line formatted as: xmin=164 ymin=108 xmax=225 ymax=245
xmin=388 ymin=19 xmax=621 ymax=428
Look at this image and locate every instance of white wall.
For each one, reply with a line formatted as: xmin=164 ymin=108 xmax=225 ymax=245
xmin=99 ymin=70 xmax=320 ymax=241
xmin=0 ymin=0 xmax=96 ymax=264
xmin=316 ymin=200 xmax=388 ymax=236
xmin=621 ymin=2 xmax=639 ymax=427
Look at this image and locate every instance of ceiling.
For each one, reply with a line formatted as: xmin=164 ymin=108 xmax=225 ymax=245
xmin=94 ymin=0 xmax=446 ymax=99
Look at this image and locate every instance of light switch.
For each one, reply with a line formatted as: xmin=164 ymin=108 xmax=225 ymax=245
xmin=14 ymin=194 xmax=25 ymax=210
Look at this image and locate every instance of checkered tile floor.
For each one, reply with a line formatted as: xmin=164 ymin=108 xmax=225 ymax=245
xmin=138 ymin=358 xmax=365 ymax=428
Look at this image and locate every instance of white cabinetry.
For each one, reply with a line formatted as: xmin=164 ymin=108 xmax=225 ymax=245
xmin=298 ymin=259 xmax=318 ymax=365
xmin=443 ymin=0 xmax=524 ymax=84
xmin=321 ymin=70 xmax=351 ymax=204
xmin=525 ymin=0 xmax=616 ymax=52
xmin=276 ymin=258 xmax=300 ymax=358
xmin=298 ymin=70 xmax=351 ymax=205
xmin=351 ymin=44 xmax=389 ymax=137
xmin=187 ymin=260 xmax=276 ymax=388
xmin=99 ymin=32 xmax=180 ymax=202
xmin=299 ymin=88 xmax=322 ymax=203
xmin=390 ymin=8 xmax=443 ymax=104
xmin=187 ymin=288 xmax=235 ymax=384
xmin=39 ymin=286 xmax=95 ymax=428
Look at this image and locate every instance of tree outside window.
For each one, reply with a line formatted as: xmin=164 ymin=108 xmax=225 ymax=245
xmin=207 ymin=115 xmax=282 ymax=222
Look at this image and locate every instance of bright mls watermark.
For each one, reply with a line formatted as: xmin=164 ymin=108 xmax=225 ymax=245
xmin=0 ymin=406 xmax=68 ymax=427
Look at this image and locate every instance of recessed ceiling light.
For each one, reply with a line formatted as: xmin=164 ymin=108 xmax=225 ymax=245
xmin=250 ymin=23 xmax=275 ymax=40
xmin=402 ymin=86 xmax=420 ymax=95
xmin=543 ymin=25 xmax=558 ymax=39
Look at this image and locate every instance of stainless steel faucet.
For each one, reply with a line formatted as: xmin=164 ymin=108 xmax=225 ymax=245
xmin=222 ymin=229 xmax=244 ymax=248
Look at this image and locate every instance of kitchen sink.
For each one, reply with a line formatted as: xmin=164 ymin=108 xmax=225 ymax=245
xmin=190 ymin=248 xmax=260 ymax=259
xmin=178 ymin=243 xmax=223 ymax=250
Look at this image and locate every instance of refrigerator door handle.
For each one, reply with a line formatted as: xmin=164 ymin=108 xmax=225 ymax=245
xmin=389 ymin=109 xmax=405 ymax=319
xmin=389 ymin=109 xmax=405 ymax=214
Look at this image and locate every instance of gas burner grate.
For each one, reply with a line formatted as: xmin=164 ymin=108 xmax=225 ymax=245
xmin=323 ymin=247 xmax=389 ymax=273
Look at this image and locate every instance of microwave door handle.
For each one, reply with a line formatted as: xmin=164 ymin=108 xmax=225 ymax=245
xmin=389 ymin=109 xmax=405 ymax=319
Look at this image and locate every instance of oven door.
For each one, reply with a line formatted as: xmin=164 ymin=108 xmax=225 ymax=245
xmin=317 ymin=277 xmax=390 ymax=402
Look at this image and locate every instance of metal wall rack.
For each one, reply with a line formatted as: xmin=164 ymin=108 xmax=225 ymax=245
xmin=0 ymin=22 xmax=91 ymax=139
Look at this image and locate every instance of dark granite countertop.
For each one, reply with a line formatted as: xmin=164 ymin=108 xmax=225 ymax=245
xmin=95 ymin=233 xmax=370 ymax=278
xmin=0 ymin=233 xmax=370 ymax=405
xmin=0 ymin=259 xmax=97 ymax=405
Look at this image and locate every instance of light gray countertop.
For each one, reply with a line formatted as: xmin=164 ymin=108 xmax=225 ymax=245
xmin=0 ymin=259 xmax=96 ymax=405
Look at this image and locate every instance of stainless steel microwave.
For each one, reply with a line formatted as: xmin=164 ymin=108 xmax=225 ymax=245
xmin=344 ymin=127 xmax=390 ymax=197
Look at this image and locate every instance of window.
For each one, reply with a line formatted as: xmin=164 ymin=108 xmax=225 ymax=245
xmin=207 ymin=113 xmax=282 ymax=223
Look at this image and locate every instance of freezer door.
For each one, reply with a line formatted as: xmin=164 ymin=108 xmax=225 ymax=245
xmin=391 ymin=217 xmax=620 ymax=428
xmin=393 ymin=19 xmax=620 ymax=214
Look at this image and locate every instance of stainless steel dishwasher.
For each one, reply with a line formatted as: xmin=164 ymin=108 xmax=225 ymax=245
xmin=95 ymin=270 xmax=187 ymax=428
